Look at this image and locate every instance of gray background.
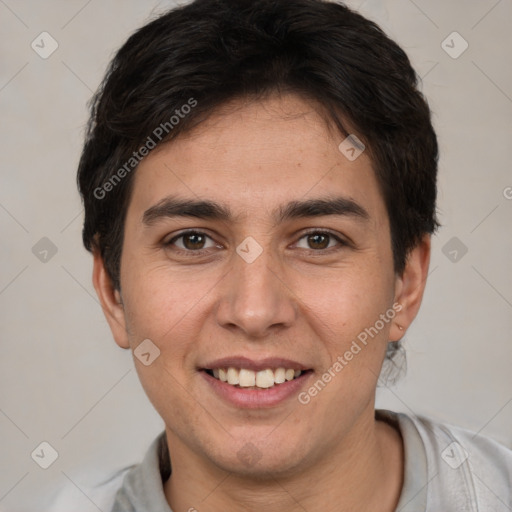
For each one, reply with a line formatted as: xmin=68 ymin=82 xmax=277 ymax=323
xmin=0 ymin=0 xmax=511 ymax=510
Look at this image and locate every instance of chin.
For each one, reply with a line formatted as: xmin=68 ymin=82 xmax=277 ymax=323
xmin=207 ymin=441 xmax=311 ymax=480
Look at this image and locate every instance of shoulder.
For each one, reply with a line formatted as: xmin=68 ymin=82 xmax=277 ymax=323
xmin=408 ymin=411 xmax=512 ymax=472
xmin=396 ymin=410 xmax=512 ymax=510
xmin=45 ymin=431 xmax=168 ymax=511
xmin=47 ymin=432 xmax=168 ymax=511
xmin=45 ymin=466 xmax=133 ymax=512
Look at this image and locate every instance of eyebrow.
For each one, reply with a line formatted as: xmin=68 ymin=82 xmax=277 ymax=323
xmin=142 ymin=195 xmax=370 ymax=226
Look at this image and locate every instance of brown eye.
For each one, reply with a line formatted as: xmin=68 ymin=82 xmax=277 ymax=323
xmin=307 ymin=233 xmax=330 ymax=250
xmin=166 ymin=231 xmax=217 ymax=253
xmin=295 ymin=231 xmax=343 ymax=251
xmin=181 ymin=232 xmax=207 ymax=250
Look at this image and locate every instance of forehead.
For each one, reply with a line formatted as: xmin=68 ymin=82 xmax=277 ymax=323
xmin=128 ymin=94 xmax=386 ymax=226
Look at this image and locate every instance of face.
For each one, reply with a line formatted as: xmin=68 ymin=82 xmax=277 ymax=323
xmin=95 ymin=93 xmax=427 ymax=478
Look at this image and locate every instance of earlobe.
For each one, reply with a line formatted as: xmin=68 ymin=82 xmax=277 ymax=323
xmin=390 ymin=235 xmax=431 ymax=341
xmin=92 ymin=249 xmax=131 ymax=349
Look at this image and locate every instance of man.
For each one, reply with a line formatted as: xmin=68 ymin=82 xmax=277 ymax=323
xmin=67 ymin=0 xmax=512 ymax=510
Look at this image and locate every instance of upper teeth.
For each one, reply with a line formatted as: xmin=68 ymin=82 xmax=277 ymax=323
xmin=211 ymin=367 xmax=302 ymax=388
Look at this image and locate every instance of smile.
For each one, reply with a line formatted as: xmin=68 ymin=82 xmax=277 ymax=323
xmin=199 ymin=356 xmax=314 ymax=407
xmin=205 ymin=367 xmax=306 ymax=389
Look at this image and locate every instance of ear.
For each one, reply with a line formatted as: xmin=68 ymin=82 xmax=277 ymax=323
xmin=389 ymin=234 xmax=431 ymax=341
xmin=92 ymin=249 xmax=130 ymax=349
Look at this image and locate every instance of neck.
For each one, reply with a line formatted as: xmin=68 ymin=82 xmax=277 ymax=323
xmin=163 ymin=407 xmax=403 ymax=512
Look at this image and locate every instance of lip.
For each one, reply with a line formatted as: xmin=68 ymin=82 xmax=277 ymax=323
xmin=200 ymin=368 xmax=314 ymax=409
xmin=200 ymin=356 xmax=310 ymax=372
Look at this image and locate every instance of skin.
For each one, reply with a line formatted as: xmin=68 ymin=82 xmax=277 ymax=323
xmin=93 ymin=93 xmax=430 ymax=512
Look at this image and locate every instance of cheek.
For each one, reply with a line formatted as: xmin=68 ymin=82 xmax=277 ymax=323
xmin=120 ymin=264 xmax=209 ymax=349
xmin=120 ymin=268 xmax=208 ymax=415
xmin=295 ymin=262 xmax=392 ymax=339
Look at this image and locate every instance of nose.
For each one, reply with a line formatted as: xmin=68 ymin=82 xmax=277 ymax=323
xmin=215 ymin=245 xmax=297 ymax=339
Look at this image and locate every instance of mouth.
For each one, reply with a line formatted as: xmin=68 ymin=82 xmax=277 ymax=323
xmin=198 ymin=356 xmax=314 ymax=407
xmin=202 ymin=367 xmax=313 ymax=390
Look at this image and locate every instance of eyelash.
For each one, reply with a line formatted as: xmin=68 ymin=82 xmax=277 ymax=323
xmin=164 ymin=229 xmax=349 ymax=257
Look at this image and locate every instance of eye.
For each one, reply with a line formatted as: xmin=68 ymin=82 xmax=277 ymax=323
xmin=164 ymin=229 xmax=348 ymax=257
xmin=165 ymin=231 xmax=218 ymax=253
xmin=295 ymin=230 xmax=346 ymax=251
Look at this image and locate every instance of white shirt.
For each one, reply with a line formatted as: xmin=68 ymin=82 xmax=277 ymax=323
xmin=47 ymin=409 xmax=512 ymax=511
